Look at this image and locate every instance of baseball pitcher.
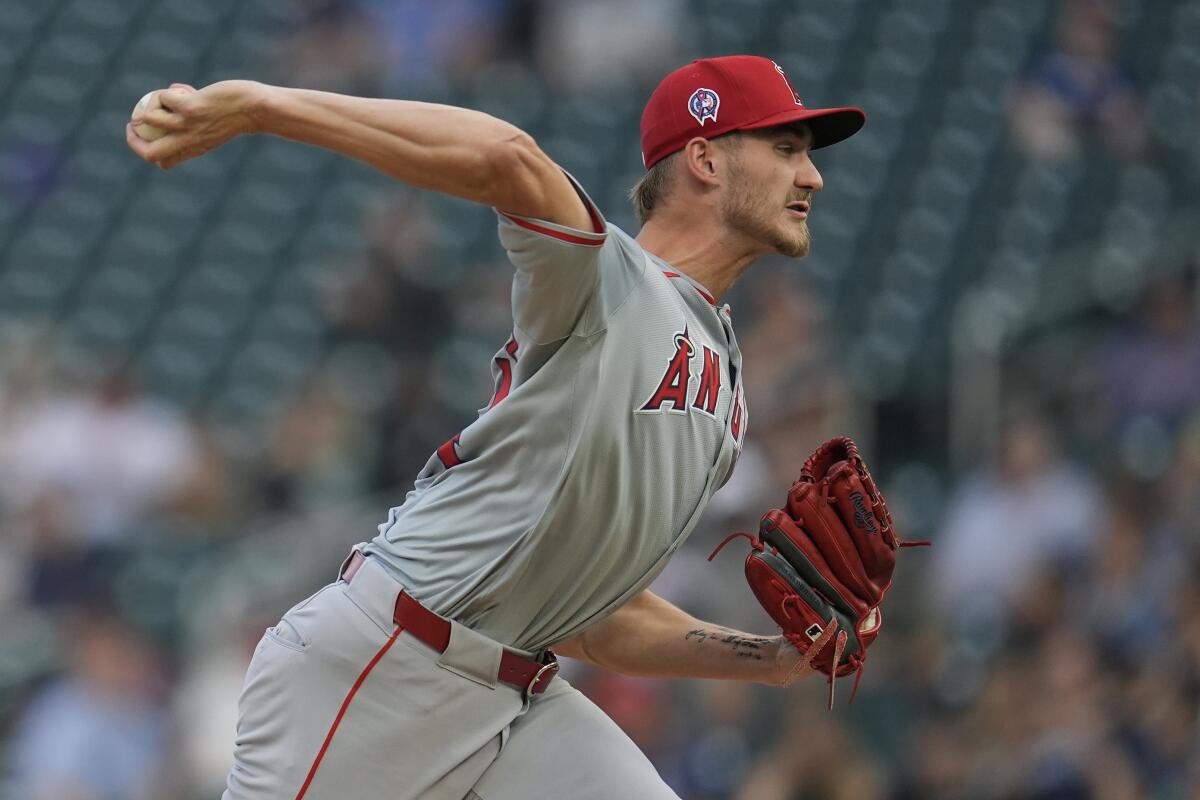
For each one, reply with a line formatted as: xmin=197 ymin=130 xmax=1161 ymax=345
xmin=128 ymin=56 xmax=888 ymax=800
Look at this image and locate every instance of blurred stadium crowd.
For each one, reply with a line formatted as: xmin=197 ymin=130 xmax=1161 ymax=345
xmin=1 ymin=0 xmax=1199 ymax=797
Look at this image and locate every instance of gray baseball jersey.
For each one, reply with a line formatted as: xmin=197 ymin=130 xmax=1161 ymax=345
xmin=362 ymin=177 xmax=748 ymax=652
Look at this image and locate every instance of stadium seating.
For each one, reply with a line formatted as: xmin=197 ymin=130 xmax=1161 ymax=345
xmin=0 ymin=0 xmax=1195 ymax=412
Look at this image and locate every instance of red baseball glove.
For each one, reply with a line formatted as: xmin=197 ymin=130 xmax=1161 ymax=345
xmin=710 ymin=437 xmax=927 ymax=706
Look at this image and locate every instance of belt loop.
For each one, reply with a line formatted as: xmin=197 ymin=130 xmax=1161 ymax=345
xmin=339 ymin=549 xmax=365 ymax=583
xmin=339 ymin=549 xmax=560 ymax=700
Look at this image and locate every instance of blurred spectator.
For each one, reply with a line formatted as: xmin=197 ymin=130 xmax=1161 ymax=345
xmin=1022 ymin=629 xmax=1124 ymax=799
xmin=317 ymin=190 xmax=479 ymax=489
xmin=354 ymin=0 xmax=517 ymax=90
xmin=256 ymin=370 xmax=374 ymax=511
xmin=702 ymin=442 xmax=774 ymax=541
xmin=168 ymin=421 xmax=235 ymax=524
xmin=534 ymin=0 xmax=687 ymax=90
xmin=273 ymin=1 xmax=385 ymax=94
xmin=0 ymin=364 xmax=202 ymax=543
xmin=370 ymin=359 xmax=474 ymax=491
xmin=738 ymin=271 xmax=854 ymax=484
xmin=1098 ymin=271 xmax=1200 ymax=438
xmin=1009 ymin=0 xmax=1148 ymax=161
xmin=320 ymin=191 xmax=452 ymax=358
xmin=930 ymin=411 xmax=1104 ymax=624
xmin=1076 ymin=497 xmax=1177 ymax=664
xmin=7 ymin=609 xmax=172 ymax=800
xmin=896 ymin=721 xmax=973 ymax=799
xmin=0 ymin=138 xmax=65 ymax=210
xmin=0 ymin=364 xmax=204 ymax=606
xmin=172 ymin=619 xmax=278 ymax=799
xmin=668 ymin=681 xmax=758 ymax=800
xmin=1156 ymin=412 xmax=1200 ymax=553
xmin=275 ymin=0 xmax=523 ymax=94
xmin=0 ymin=323 xmax=56 ymax=416
xmin=736 ymin=701 xmax=888 ymax=800
xmin=1118 ymin=658 xmax=1196 ymax=797
xmin=1171 ymin=562 xmax=1200 ymax=790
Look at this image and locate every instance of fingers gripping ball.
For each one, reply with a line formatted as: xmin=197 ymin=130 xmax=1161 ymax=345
xmin=709 ymin=437 xmax=929 ymax=707
xmin=130 ymin=84 xmax=195 ymax=142
xmin=131 ymin=92 xmax=166 ymax=141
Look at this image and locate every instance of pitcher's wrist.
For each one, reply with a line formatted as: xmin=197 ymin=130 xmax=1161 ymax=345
xmin=232 ymin=80 xmax=271 ymax=135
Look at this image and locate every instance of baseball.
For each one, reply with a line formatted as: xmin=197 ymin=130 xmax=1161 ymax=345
xmin=131 ymin=91 xmax=166 ymax=141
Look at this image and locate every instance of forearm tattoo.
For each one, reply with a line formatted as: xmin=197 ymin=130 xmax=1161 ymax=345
xmin=684 ymin=628 xmax=772 ymax=660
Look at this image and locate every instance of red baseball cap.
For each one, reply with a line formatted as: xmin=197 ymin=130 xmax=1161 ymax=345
xmin=640 ymin=55 xmax=866 ymax=169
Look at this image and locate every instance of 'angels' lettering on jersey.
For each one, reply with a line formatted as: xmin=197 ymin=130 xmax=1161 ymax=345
xmin=366 ymin=175 xmax=750 ymax=652
xmin=434 ymin=334 xmax=520 ymax=470
xmin=731 ymin=384 xmax=747 ymax=445
xmin=636 ymin=327 xmax=732 ymax=427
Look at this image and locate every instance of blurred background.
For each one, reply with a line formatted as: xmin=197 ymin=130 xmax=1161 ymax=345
xmin=0 ymin=0 xmax=1198 ymax=797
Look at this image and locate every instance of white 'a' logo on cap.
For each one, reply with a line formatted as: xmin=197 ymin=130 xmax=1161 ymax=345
xmin=773 ymin=61 xmax=803 ymax=106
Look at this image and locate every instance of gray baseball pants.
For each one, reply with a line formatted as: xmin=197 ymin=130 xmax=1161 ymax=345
xmin=222 ymin=554 xmax=679 ymax=799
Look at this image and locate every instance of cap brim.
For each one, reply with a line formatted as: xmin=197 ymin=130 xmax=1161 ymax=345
xmin=740 ymin=106 xmax=866 ymax=149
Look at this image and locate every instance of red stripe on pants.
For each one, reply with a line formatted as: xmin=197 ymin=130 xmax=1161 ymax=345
xmin=294 ymin=627 xmax=403 ymax=799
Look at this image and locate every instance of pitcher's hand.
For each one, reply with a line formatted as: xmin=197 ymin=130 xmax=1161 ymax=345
xmin=126 ymin=80 xmax=264 ymax=169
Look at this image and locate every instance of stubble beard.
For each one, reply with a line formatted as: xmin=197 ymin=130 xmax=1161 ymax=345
xmin=721 ymin=172 xmax=812 ymax=259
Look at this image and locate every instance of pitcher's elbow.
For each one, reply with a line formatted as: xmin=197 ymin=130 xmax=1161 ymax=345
xmin=480 ymin=132 xmax=559 ymax=213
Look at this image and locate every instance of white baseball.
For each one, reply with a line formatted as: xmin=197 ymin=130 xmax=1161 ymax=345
xmin=131 ymin=91 xmax=166 ymax=141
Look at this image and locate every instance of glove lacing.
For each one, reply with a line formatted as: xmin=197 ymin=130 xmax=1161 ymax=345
xmin=707 ymin=531 xmax=761 ymax=561
xmin=709 ymin=530 xmax=928 ymax=709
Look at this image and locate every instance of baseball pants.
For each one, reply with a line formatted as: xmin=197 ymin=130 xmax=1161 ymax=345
xmin=222 ymin=553 xmax=679 ymax=799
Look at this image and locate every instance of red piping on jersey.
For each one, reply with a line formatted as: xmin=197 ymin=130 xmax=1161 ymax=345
xmin=498 ymin=212 xmax=605 ymax=247
xmin=583 ymin=198 xmax=604 ymax=233
xmin=294 ymin=627 xmax=403 ymax=799
xmin=436 ymin=434 xmax=464 ymax=468
xmin=663 ymin=272 xmax=718 ymax=306
xmin=488 ymin=336 xmax=519 ymax=409
xmin=564 ymin=175 xmax=605 ymax=233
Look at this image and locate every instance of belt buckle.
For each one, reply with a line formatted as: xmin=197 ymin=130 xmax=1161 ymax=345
xmin=523 ymin=657 xmax=559 ymax=701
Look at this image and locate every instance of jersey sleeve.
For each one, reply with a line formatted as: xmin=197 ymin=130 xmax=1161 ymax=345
xmin=495 ymin=173 xmax=608 ymax=344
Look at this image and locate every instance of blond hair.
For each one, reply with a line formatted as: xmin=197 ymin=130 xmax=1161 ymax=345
xmin=629 ymin=152 xmax=677 ymax=225
xmin=628 ymin=134 xmax=747 ymax=225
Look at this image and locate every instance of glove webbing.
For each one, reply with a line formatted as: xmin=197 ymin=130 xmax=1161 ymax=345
xmin=828 ymin=629 xmax=847 ymax=709
xmin=711 ymin=530 xmax=928 ymax=709
xmin=712 ymin=532 xmax=852 ymax=709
